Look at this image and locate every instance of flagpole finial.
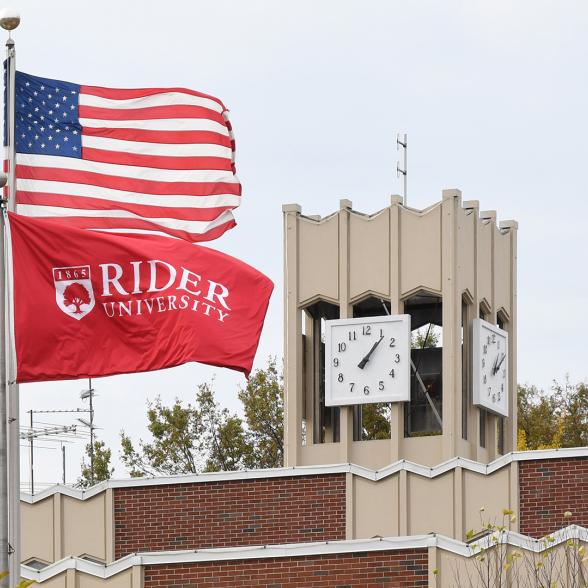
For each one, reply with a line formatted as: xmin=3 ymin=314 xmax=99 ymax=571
xmin=0 ymin=9 xmax=20 ymax=33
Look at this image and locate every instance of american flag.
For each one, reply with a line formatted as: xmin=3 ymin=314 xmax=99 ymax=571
xmin=8 ymin=71 xmax=240 ymax=242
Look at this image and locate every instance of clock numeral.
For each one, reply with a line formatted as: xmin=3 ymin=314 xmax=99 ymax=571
xmin=497 ymin=391 xmax=501 ymax=401
xmin=349 ymin=382 xmax=355 ymax=392
xmin=380 ymin=328 xmax=384 ymax=337
xmin=501 ymin=383 xmax=504 ymax=392
xmin=487 ymin=335 xmax=491 ymax=344
xmin=337 ymin=373 xmax=344 ymax=383
xmin=389 ymin=369 xmax=395 ymax=378
xmin=483 ymin=344 xmax=488 ymax=355
xmin=483 ymin=374 xmax=487 ymax=384
xmin=389 ymin=337 xmax=396 ymax=348
xmin=363 ymin=386 xmax=370 ymax=395
xmin=488 ymin=386 xmax=492 ymax=396
xmin=394 ymin=353 xmax=400 ymax=363
xmin=348 ymin=330 xmax=357 ymax=341
xmin=333 ymin=358 xmax=339 ymax=367
xmin=362 ymin=325 xmax=371 ymax=336
xmin=338 ymin=342 xmax=347 ymax=352
xmin=482 ymin=358 xmax=485 ymax=368
xmin=492 ymin=333 xmax=496 ymax=344
xmin=378 ymin=381 xmax=384 ymax=391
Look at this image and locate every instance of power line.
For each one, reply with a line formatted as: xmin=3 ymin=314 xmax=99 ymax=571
xmin=24 ymin=378 xmax=99 ymax=492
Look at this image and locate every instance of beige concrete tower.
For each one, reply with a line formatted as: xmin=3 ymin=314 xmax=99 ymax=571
xmin=283 ymin=191 xmax=518 ymax=469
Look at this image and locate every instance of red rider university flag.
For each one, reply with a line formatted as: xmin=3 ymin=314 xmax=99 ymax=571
xmin=9 ymin=213 xmax=273 ymax=382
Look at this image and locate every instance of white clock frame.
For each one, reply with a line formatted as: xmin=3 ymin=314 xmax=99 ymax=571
xmin=472 ymin=318 xmax=509 ymax=417
xmin=324 ymin=314 xmax=411 ymax=406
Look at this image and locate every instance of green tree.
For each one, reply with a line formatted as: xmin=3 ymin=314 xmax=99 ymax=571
xmin=238 ymin=358 xmax=283 ymax=468
xmin=77 ymin=438 xmax=114 ymax=488
xmin=121 ymin=396 xmax=203 ymax=476
xmin=120 ymin=359 xmax=284 ymax=476
xmin=517 ymin=379 xmax=588 ymax=450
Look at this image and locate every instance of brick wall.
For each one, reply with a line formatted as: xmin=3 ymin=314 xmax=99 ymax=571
xmin=519 ymin=457 xmax=588 ymax=537
xmin=144 ymin=549 xmax=429 ymax=588
xmin=114 ymin=474 xmax=346 ymax=559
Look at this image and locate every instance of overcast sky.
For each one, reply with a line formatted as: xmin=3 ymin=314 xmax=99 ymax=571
xmin=12 ymin=0 xmax=588 ymax=488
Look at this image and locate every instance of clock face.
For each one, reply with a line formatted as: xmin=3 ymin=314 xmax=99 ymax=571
xmin=472 ymin=318 xmax=509 ymax=416
xmin=324 ymin=314 xmax=410 ymax=406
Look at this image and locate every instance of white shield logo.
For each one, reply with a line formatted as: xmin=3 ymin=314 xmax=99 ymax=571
xmin=53 ymin=265 xmax=96 ymax=320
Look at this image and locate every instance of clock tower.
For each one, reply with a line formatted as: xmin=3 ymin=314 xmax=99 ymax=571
xmin=283 ymin=190 xmax=517 ymax=468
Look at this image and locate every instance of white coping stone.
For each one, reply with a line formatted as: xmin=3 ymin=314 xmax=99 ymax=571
xmin=21 ymin=524 xmax=588 ymax=582
xmin=20 ymin=446 xmax=588 ymax=504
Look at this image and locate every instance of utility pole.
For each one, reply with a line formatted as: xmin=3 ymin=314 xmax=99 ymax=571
xmin=28 ymin=411 xmax=32 ymax=496
xmin=62 ymin=445 xmax=66 ymax=485
xmin=80 ymin=379 xmax=97 ymax=484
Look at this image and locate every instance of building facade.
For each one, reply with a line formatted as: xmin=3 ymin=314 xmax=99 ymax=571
xmin=18 ymin=195 xmax=588 ymax=587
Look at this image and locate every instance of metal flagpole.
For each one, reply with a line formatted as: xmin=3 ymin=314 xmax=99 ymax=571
xmin=1 ymin=11 xmax=21 ymax=586
xmin=0 ymin=165 xmax=8 ymax=588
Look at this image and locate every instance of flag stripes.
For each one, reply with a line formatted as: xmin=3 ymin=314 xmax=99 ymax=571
xmin=13 ymin=71 xmax=241 ymax=242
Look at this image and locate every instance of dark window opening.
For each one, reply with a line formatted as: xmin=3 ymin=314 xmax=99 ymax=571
xmin=404 ymin=292 xmax=443 ymax=437
xmin=461 ymin=297 xmax=470 ymax=440
xmin=305 ymin=301 xmax=340 ymax=444
xmin=480 ymin=409 xmax=487 ymax=448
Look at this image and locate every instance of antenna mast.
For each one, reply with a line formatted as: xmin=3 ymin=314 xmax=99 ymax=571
xmin=396 ymin=133 xmax=407 ymax=205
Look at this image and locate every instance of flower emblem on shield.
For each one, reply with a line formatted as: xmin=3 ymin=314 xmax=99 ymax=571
xmin=53 ymin=265 xmax=96 ymax=320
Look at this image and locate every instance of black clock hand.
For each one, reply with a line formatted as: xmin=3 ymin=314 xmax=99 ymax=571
xmin=491 ymin=353 xmax=499 ymax=376
xmin=495 ymin=353 xmax=506 ymax=373
xmin=357 ymin=335 xmax=384 ymax=369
